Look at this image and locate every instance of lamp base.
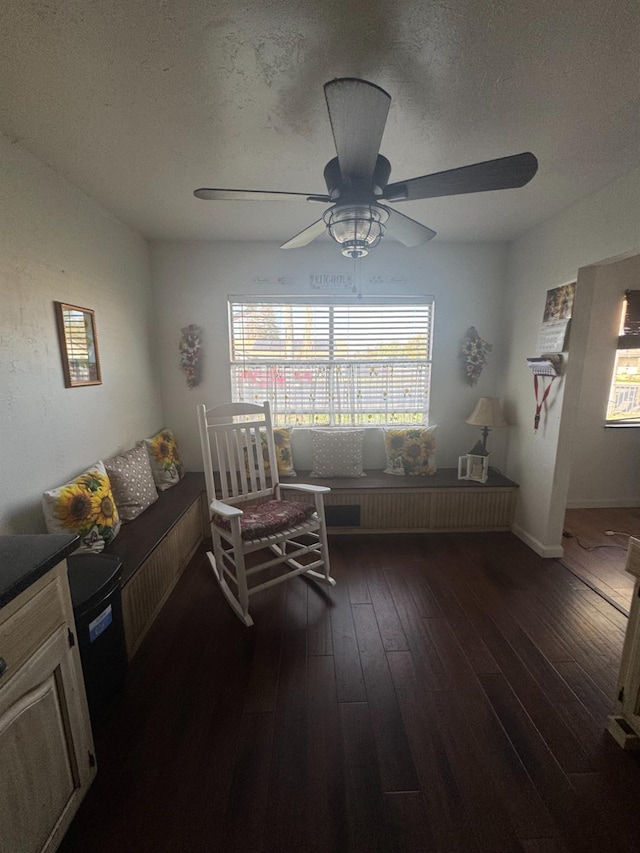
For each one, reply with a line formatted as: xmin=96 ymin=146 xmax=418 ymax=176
xmin=468 ymin=439 xmax=488 ymax=456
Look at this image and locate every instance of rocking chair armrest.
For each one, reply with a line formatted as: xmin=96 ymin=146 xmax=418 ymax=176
xmin=209 ymin=499 xmax=243 ymax=518
xmin=277 ymin=482 xmax=331 ymax=495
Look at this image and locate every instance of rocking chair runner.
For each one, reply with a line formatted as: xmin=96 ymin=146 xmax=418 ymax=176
xmin=196 ymin=401 xmax=335 ymax=626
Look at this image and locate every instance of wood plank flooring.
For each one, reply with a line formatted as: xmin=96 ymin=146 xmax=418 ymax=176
xmin=59 ymin=532 xmax=640 ymax=853
xmin=562 ymin=507 xmax=640 ymax=612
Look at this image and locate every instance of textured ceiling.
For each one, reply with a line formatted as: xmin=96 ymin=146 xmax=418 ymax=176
xmin=1 ymin=0 xmax=639 ymax=244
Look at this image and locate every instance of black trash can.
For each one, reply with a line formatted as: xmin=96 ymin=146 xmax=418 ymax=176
xmin=67 ymin=552 xmax=128 ymax=730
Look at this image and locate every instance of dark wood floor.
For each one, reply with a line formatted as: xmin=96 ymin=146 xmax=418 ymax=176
xmin=562 ymin=507 xmax=640 ymax=613
xmin=60 ymin=532 xmax=640 ymax=853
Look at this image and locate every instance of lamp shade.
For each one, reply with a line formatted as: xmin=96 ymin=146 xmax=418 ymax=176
xmin=466 ymin=397 xmax=508 ymax=428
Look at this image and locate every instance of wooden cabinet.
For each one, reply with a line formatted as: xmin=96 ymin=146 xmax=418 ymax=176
xmin=0 ymin=561 xmax=96 ymax=852
xmin=120 ymin=491 xmax=205 ymax=659
xmin=608 ymin=536 xmax=640 ymax=749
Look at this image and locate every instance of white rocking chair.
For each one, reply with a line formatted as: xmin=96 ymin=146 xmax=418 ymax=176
xmin=197 ymin=401 xmax=335 ymax=626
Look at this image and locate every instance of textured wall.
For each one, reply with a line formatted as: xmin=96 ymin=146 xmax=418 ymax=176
xmin=149 ymin=238 xmax=509 ymax=472
xmin=0 ymin=134 xmax=163 ymax=533
xmin=504 ymin=167 xmax=640 ymax=555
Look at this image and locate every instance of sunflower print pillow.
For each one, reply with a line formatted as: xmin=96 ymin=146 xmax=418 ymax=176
xmin=271 ymin=428 xmax=297 ymax=476
xmin=383 ymin=426 xmax=437 ymax=476
xmin=42 ymin=461 xmax=121 ymax=552
xmin=244 ymin=428 xmax=297 ymax=479
xmin=144 ymin=428 xmax=185 ymax=491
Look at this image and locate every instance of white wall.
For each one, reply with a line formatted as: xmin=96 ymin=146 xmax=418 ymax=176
xmin=503 ymin=167 xmax=640 ymax=556
xmin=7 ymin=133 xmax=639 ymax=552
xmin=0 ymin=134 xmax=163 ymax=534
xmin=150 ymin=239 xmax=509 ymax=473
xmin=566 ymin=255 xmax=640 ymax=508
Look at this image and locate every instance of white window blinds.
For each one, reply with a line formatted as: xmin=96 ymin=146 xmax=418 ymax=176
xmin=229 ymin=296 xmax=434 ymax=426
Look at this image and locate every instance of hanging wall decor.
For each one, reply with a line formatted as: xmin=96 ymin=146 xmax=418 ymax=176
xmin=460 ymin=326 xmax=493 ymax=385
xmin=179 ymin=324 xmax=203 ymax=388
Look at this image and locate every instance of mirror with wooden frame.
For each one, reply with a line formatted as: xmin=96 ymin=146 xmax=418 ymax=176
xmin=54 ymin=302 xmax=102 ymax=387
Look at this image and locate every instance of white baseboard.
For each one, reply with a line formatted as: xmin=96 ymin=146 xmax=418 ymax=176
xmin=566 ymin=498 xmax=640 ymax=509
xmin=512 ymin=523 xmax=564 ymax=558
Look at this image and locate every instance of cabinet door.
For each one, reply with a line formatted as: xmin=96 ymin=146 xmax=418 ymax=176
xmin=619 ymin=586 xmax=640 ymax=734
xmin=0 ymin=624 xmax=94 ymax=853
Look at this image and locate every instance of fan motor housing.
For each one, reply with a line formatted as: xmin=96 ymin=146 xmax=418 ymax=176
xmin=324 ymin=155 xmax=391 ymax=200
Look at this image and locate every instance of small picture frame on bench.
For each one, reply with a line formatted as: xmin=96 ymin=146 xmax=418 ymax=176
xmin=458 ymin=453 xmax=489 ymax=484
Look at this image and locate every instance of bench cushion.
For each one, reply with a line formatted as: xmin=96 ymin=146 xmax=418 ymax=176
xmin=105 ymin=472 xmax=205 ymax=586
xmin=282 ymin=468 xmax=517 ymax=490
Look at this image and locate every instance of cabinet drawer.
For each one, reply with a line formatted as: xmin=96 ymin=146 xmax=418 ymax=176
xmin=0 ymin=576 xmax=66 ymax=689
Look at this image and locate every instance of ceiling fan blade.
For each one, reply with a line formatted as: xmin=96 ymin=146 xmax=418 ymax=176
xmin=280 ymin=218 xmax=327 ymax=250
xmin=194 ymin=187 xmax=330 ymax=202
xmin=382 ymin=152 xmax=538 ymax=202
xmin=324 ymin=78 xmax=391 ymax=187
xmin=384 ymin=208 xmax=436 ymax=247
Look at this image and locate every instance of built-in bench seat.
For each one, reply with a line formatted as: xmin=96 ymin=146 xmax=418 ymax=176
xmin=105 ymin=472 xmax=206 ymax=658
xmin=279 ymin=468 xmax=518 ymax=533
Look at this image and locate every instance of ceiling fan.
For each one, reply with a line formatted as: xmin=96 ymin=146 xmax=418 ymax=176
xmin=194 ymin=77 xmax=538 ymax=258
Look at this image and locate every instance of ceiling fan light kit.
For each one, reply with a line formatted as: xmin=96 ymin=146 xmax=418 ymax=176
xmin=194 ymin=78 xmax=538 ymax=258
xmin=323 ymin=204 xmax=388 ymax=258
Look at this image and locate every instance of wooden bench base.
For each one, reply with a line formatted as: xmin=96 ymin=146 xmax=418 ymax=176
xmin=280 ymin=468 xmax=518 ymax=534
xmin=105 ymin=473 xmax=206 ymax=659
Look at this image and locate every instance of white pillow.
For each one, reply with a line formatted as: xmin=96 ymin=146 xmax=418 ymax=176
xmin=310 ymin=429 xmax=366 ymax=478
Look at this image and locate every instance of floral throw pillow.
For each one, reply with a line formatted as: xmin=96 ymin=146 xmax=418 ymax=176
xmin=104 ymin=443 xmax=158 ymax=522
xmin=383 ymin=426 xmax=437 ymax=475
xmin=310 ymin=429 xmax=366 ymax=478
xmin=42 ymin=461 xmax=121 ymax=553
xmin=270 ymin=428 xmax=297 ymax=476
xmin=244 ymin=428 xmax=297 ymax=478
xmin=144 ymin=428 xmax=184 ymax=490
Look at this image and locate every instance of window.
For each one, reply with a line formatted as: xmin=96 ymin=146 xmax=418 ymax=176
xmin=229 ymin=296 xmax=433 ymax=426
xmin=607 ymin=290 xmax=640 ymax=424
xmin=607 ymin=349 xmax=640 ymax=422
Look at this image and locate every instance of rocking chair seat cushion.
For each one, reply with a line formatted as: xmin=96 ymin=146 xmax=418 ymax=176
xmin=212 ymin=499 xmax=316 ymax=540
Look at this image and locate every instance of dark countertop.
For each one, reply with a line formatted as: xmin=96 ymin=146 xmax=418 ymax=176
xmin=0 ymin=534 xmax=80 ymax=609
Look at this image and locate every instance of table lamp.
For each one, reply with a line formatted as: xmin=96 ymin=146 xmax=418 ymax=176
xmin=466 ymin=396 xmax=507 ymax=455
